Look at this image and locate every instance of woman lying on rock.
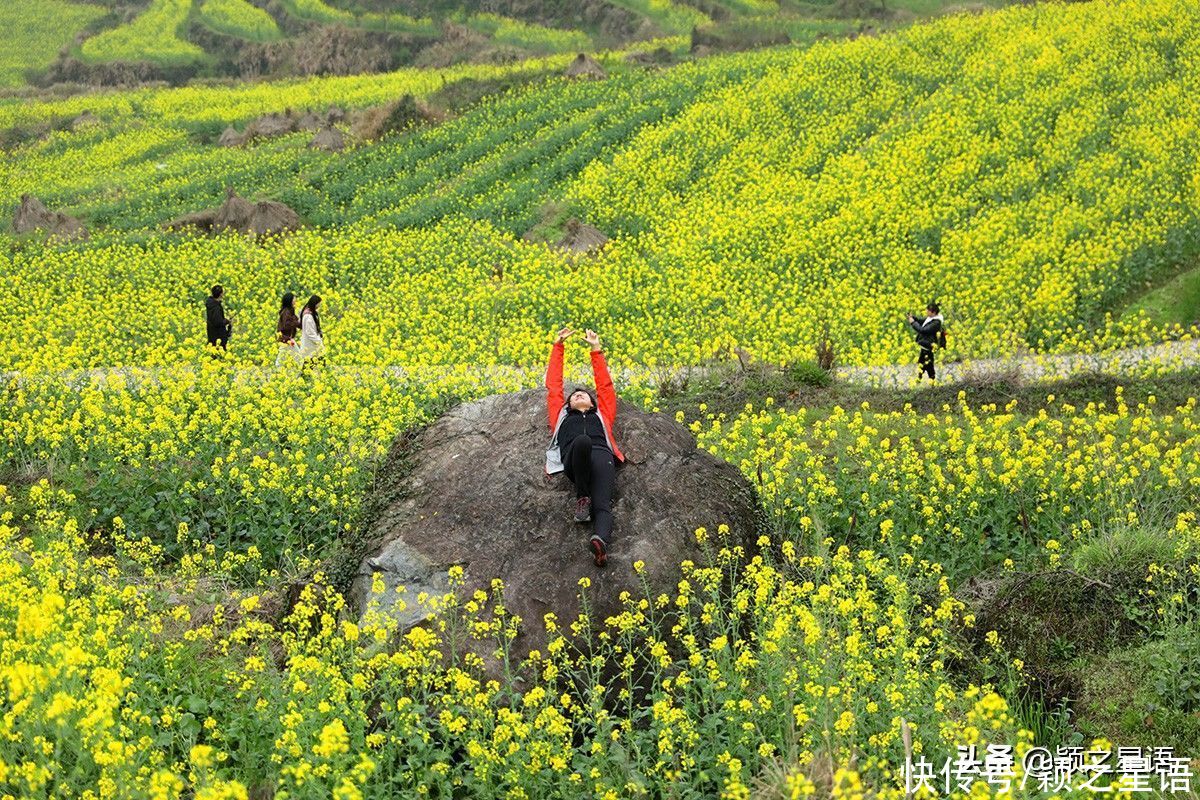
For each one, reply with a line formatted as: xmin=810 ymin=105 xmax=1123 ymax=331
xmin=545 ymin=326 xmax=625 ymax=567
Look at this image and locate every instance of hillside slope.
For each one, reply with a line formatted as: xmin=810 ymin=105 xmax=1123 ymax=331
xmin=3 ymin=0 xmax=1199 ymax=374
xmin=5 ymin=0 xmax=1002 ymax=89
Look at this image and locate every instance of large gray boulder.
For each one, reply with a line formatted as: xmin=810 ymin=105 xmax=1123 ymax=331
xmin=349 ymin=389 xmax=760 ymax=675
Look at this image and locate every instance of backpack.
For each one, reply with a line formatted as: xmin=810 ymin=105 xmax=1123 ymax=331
xmin=937 ymin=324 xmax=948 ymax=349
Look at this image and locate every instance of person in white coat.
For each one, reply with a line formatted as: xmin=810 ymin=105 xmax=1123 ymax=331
xmin=298 ymin=294 xmax=325 ymax=364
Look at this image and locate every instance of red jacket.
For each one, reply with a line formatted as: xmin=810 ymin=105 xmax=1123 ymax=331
xmin=544 ymin=342 xmax=625 ymax=470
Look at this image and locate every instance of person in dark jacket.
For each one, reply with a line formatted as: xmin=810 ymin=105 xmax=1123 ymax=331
xmin=276 ymin=292 xmax=300 ymax=365
xmin=545 ymin=326 xmax=625 ymax=567
xmin=907 ymin=302 xmax=944 ymax=380
xmin=205 ymin=285 xmax=232 ymax=351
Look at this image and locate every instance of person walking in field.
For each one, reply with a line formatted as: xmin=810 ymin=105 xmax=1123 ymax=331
xmin=298 ymin=294 xmax=325 ymax=365
xmin=545 ymin=326 xmax=625 ymax=567
xmin=205 ymin=284 xmax=232 ymax=352
xmin=907 ymin=302 xmax=945 ymax=380
xmin=275 ymin=292 xmax=301 ymax=366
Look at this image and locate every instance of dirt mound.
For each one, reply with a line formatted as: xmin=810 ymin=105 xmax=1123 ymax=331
xmin=245 ymin=111 xmax=295 ymax=139
xmin=294 ymin=110 xmax=323 ymax=132
xmin=691 ymin=25 xmax=789 ymax=54
xmin=565 ymin=53 xmax=606 ymax=80
xmin=12 ymin=194 xmax=88 ymax=241
xmin=218 ymin=126 xmax=247 ymax=147
xmin=412 ymin=22 xmax=490 ymax=69
xmin=219 ymin=107 xmax=345 ymax=147
xmin=555 ymin=218 xmax=609 ymax=254
xmin=351 ymin=95 xmax=443 ymax=141
xmin=348 ymin=389 xmax=760 ymax=680
xmin=957 ymin=566 xmax=1142 ymax=713
xmin=43 ymin=56 xmax=184 ymax=88
xmin=163 ymin=209 xmax=218 ymax=233
xmin=939 ymin=3 xmax=989 ymax=15
xmin=626 ymin=46 xmax=676 ymax=67
xmin=292 ymin=25 xmax=412 ymax=78
xmin=212 ymin=188 xmax=259 ymax=230
xmin=244 ymin=199 xmax=301 ymax=236
xmin=308 ymin=126 xmax=345 ymax=152
xmin=165 ymin=187 xmax=300 ymax=237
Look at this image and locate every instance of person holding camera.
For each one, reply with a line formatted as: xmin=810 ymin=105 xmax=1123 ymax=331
xmin=907 ymin=302 xmax=944 ymax=380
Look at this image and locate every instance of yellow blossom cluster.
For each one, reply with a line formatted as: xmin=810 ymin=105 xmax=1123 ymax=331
xmin=0 ymin=481 xmax=1042 ymax=799
xmin=693 ymin=390 xmax=1200 ymax=580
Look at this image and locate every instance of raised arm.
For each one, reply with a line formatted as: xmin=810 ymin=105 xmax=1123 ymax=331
xmin=585 ymin=329 xmax=617 ymax=427
xmin=545 ymin=327 xmax=571 ymax=431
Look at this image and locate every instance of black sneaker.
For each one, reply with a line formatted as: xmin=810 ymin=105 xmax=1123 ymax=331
xmin=574 ymin=496 xmax=591 ymax=523
xmin=590 ymin=536 xmax=607 ymax=568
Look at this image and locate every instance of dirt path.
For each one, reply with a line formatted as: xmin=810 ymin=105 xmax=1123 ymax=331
xmin=5 ymin=338 xmax=1199 ymax=390
xmin=834 ymin=337 xmax=1200 ymax=388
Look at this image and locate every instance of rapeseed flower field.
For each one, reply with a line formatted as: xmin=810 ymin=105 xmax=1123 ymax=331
xmin=3 ymin=0 xmax=1200 ymax=796
xmin=4 ymin=386 xmax=1199 ymax=797
xmin=5 ymin=0 xmax=1200 ymax=366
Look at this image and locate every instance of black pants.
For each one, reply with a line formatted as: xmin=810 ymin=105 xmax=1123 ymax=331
xmin=209 ymin=322 xmax=232 ymax=352
xmin=563 ymin=434 xmax=615 ymax=545
xmin=918 ymin=346 xmax=935 ymax=380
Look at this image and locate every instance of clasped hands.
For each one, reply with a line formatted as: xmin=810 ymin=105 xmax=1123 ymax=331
xmin=555 ymin=326 xmax=601 ymax=351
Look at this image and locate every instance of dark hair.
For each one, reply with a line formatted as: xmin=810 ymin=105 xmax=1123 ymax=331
xmin=927 ymin=302 xmax=940 ymax=314
xmin=211 ymin=284 xmax=223 ymax=298
xmin=567 ymin=387 xmax=597 ymax=411
xmin=278 ymin=292 xmax=297 ymax=335
xmin=303 ymin=294 xmax=322 ymax=336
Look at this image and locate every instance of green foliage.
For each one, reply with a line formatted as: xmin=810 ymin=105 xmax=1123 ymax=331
xmin=696 ymin=392 xmax=1200 ymax=584
xmin=1121 ymin=264 xmax=1200 ymax=330
xmin=277 ymin=0 xmax=353 ymax=23
xmin=0 ymin=0 xmax=106 ymax=87
xmin=2 ymin=47 xmax=747 ymax=235
xmin=1074 ymin=637 xmax=1200 ymax=752
xmin=79 ymin=0 xmax=207 ymax=67
xmin=464 ymin=13 xmax=592 ymax=53
xmin=569 ymin=0 xmax=1200 ymax=361
xmin=7 ymin=0 xmax=1200 ymax=794
xmin=7 ymin=0 xmax=1200 ymax=370
xmin=277 ymin=0 xmax=438 ymax=35
xmin=607 ymin=0 xmax=711 ymax=34
xmin=1072 ymin=525 xmax=1182 ymax=585
xmin=1148 ymin=621 xmax=1200 ymax=713
xmin=197 ymin=0 xmax=282 ymax=42
xmin=0 ymin=50 xmax=584 ymax=130
xmin=786 ymin=359 xmax=831 ymax=387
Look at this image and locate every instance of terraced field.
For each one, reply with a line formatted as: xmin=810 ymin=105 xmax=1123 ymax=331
xmin=0 ymin=0 xmax=106 ymax=87
xmin=0 ymin=0 xmax=1006 ymax=89
xmin=3 ymin=1 xmax=1200 ymax=798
